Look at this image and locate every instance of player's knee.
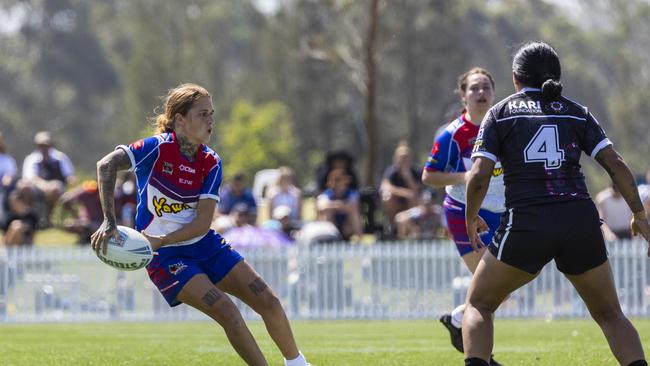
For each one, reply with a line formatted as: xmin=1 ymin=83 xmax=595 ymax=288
xmin=590 ymin=305 xmax=624 ymax=325
xmin=466 ymin=298 xmax=498 ymax=314
xmin=256 ymin=290 xmax=283 ymax=315
xmin=209 ymin=301 xmax=245 ymax=328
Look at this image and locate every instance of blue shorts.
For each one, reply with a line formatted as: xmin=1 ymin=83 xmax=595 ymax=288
xmin=146 ymin=230 xmax=244 ymax=307
xmin=443 ymin=196 xmax=502 ymax=256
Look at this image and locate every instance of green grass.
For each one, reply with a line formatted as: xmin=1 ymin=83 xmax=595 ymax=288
xmin=1 ymin=319 xmax=649 ymax=365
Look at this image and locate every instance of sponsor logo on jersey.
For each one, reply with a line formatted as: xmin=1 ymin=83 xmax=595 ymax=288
xmin=492 ymin=167 xmax=503 ymax=177
xmin=162 ymin=162 xmax=174 ymax=175
xmin=544 ymin=101 xmax=568 ymax=114
xmin=132 ymin=139 xmax=145 ymax=150
xmin=179 ymin=164 xmax=196 ymax=173
xmin=168 ymin=261 xmax=188 ymax=275
xmin=152 ymin=196 xmax=191 ymax=217
xmin=179 ymin=178 xmax=193 ymax=185
xmin=431 ymin=141 xmax=440 ymax=155
xmin=507 ymin=100 xmax=542 ymax=114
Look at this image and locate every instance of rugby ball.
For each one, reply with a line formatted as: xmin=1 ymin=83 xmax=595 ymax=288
xmin=96 ymin=225 xmax=153 ymax=271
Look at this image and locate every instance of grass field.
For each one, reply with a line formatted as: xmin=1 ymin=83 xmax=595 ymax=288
xmin=1 ymin=318 xmax=649 ymax=365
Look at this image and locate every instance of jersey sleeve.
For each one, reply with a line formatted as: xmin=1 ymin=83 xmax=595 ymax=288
xmin=471 ymin=110 xmax=499 ymax=163
xmin=199 ymin=153 xmax=222 ymax=202
xmin=580 ymin=112 xmax=612 ymax=158
xmin=116 ymin=136 xmax=161 ymax=171
xmin=424 ymin=129 xmax=455 ymax=172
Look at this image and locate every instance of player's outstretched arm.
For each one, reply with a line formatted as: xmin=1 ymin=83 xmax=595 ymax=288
xmin=91 ymin=149 xmax=131 ymax=255
xmin=465 ymin=157 xmax=494 ymax=252
xmin=595 ymin=146 xmax=650 ymax=255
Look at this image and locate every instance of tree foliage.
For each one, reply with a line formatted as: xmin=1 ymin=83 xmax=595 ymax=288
xmin=216 ymin=100 xmax=298 ymax=180
xmin=0 ymin=0 xmax=649 ymax=191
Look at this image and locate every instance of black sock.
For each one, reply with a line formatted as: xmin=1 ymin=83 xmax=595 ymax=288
xmin=628 ymin=360 xmax=648 ymax=366
xmin=465 ymin=357 xmax=490 ymax=366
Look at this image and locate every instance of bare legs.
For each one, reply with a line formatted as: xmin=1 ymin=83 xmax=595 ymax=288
xmin=177 ymin=273 xmax=268 ymax=366
xmin=176 ymin=260 xmax=302 ymax=365
xmin=462 ymin=252 xmax=536 ymax=362
xmin=464 ymin=253 xmax=646 ymax=365
xmin=217 ymin=261 xmax=301 ymax=360
xmin=566 ymin=261 xmax=645 ymax=365
xmin=451 ymin=248 xmax=487 ymax=322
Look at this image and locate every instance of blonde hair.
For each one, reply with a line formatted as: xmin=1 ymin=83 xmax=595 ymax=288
xmin=152 ymin=83 xmax=211 ymax=133
xmin=393 ymin=140 xmax=411 ymax=161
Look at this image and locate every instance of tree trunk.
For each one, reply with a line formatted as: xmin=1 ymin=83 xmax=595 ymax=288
xmin=363 ymin=0 xmax=379 ymax=187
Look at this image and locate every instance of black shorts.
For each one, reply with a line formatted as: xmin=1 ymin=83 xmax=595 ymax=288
xmin=488 ymin=199 xmax=608 ymax=275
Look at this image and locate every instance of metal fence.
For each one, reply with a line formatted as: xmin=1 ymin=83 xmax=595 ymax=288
xmin=1 ymin=240 xmax=648 ymax=322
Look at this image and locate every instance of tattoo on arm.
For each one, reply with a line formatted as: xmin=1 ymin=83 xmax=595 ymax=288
xmin=201 ymin=288 xmax=223 ymax=307
xmin=248 ymin=278 xmax=268 ymax=296
xmin=97 ymin=150 xmax=131 ymax=225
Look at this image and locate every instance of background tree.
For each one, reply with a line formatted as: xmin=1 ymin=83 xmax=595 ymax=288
xmin=1 ymin=0 xmax=648 ymax=192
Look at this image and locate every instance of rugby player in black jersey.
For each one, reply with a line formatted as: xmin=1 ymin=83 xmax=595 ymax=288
xmin=462 ymin=41 xmax=650 ymax=366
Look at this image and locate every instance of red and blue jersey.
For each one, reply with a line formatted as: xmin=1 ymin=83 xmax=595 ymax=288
xmin=424 ymin=113 xmax=505 ymax=213
xmin=117 ymin=132 xmax=222 ymax=246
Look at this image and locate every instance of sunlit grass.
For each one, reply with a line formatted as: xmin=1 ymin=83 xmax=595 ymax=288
xmin=1 ymin=318 xmax=648 ymax=365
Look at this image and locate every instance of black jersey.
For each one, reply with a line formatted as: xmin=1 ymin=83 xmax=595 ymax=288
xmin=472 ymin=88 xmax=611 ymax=208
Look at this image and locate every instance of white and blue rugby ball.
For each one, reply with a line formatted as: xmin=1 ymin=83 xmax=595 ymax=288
xmin=96 ymin=225 xmax=153 ymax=271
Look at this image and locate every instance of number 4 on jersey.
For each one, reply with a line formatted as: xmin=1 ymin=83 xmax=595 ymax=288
xmin=524 ymin=125 xmax=564 ymax=169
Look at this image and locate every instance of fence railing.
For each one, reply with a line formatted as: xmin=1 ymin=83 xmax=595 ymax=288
xmin=1 ymin=240 xmax=648 ymax=322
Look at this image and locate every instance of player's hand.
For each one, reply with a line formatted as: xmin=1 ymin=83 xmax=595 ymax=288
xmin=141 ymin=232 xmax=165 ymax=251
xmin=90 ymin=219 xmax=120 ymax=256
xmin=467 ymin=215 xmax=489 ymax=252
xmin=630 ymin=211 xmax=650 ymax=257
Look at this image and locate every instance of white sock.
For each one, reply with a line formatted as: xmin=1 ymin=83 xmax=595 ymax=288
xmin=284 ymin=351 xmax=308 ymax=366
xmin=450 ymin=304 xmax=464 ymax=328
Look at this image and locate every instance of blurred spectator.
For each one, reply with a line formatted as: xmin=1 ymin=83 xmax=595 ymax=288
xmin=294 ymin=221 xmax=342 ymax=245
xmin=315 ymin=150 xmax=359 ymax=193
xmin=394 ymin=190 xmax=444 ymax=240
xmin=316 ymin=168 xmax=363 ymax=241
xmin=217 ymin=172 xmax=257 ymax=224
xmin=21 ymin=131 xmax=76 ymax=225
xmin=380 ymin=141 xmax=422 ymax=236
xmin=0 ymin=179 xmax=39 ymax=246
xmin=0 ymin=132 xmax=17 ymax=186
xmin=266 ymin=166 xmax=302 ymax=222
xmin=114 ymin=171 xmax=137 ymax=228
xmin=595 ymin=183 xmax=632 ymax=241
xmin=263 ymin=205 xmax=300 ymax=241
xmin=58 ymin=180 xmax=103 ymax=244
xmin=0 ymin=132 xmax=18 ymax=238
xmin=232 ymin=202 xmax=254 ymax=228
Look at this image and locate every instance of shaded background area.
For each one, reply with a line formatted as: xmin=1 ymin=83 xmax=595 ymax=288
xmin=1 ymin=0 xmax=649 ymax=191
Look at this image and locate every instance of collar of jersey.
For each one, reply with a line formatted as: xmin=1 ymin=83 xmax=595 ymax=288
xmin=520 ymin=87 xmax=541 ymax=93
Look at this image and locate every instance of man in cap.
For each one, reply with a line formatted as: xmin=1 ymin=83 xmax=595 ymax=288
xmin=21 ymin=131 xmax=76 ymax=226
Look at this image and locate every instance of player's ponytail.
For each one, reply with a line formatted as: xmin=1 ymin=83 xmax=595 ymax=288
xmin=151 ymin=83 xmax=211 ymax=134
xmin=154 ymin=114 xmax=174 ymax=133
xmin=541 ymin=78 xmax=563 ymax=100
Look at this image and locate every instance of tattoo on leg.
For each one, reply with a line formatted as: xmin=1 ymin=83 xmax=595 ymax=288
xmin=248 ymin=278 xmax=268 ymax=296
xmin=201 ymin=288 xmax=222 ymax=307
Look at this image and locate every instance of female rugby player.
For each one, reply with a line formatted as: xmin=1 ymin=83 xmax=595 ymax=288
xmin=91 ymin=83 xmax=310 ymax=366
xmin=422 ymin=67 xmax=504 ymax=365
xmin=464 ymin=42 xmax=650 ymax=366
